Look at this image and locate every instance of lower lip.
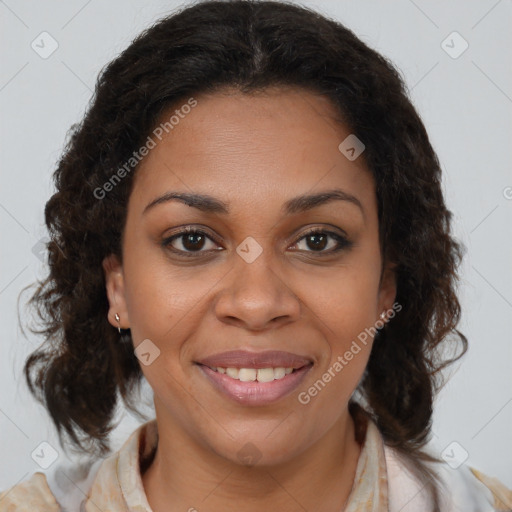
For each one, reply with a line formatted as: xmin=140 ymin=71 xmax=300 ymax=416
xmin=198 ymin=364 xmax=312 ymax=406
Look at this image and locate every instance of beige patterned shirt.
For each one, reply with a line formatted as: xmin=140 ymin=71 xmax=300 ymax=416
xmin=1 ymin=414 xmax=511 ymax=511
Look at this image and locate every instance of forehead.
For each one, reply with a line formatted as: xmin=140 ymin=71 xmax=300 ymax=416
xmin=129 ymin=87 xmax=375 ymax=216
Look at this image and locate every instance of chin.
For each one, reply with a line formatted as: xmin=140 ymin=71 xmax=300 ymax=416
xmin=207 ymin=430 xmax=309 ymax=469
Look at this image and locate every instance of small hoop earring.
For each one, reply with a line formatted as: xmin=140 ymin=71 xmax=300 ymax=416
xmin=115 ymin=313 xmax=121 ymax=334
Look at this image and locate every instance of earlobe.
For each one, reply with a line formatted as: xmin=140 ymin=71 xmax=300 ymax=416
xmin=102 ymin=253 xmax=130 ymax=330
xmin=377 ymin=261 xmax=398 ymax=319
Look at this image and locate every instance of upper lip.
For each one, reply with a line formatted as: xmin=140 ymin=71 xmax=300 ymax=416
xmin=197 ymin=350 xmax=313 ymax=369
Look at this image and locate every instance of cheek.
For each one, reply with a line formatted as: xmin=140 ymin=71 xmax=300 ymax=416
xmin=301 ymin=262 xmax=381 ymax=338
xmin=296 ymin=245 xmax=381 ymax=388
xmin=122 ymin=246 xmax=210 ymax=342
xmin=327 ymin=281 xmax=379 ymax=349
xmin=296 ymin=342 xmax=371 ymax=437
xmin=297 ymin=308 xmax=374 ymax=421
xmin=125 ymin=286 xmax=203 ymax=378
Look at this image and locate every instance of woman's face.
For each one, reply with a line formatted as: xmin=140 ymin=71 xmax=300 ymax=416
xmin=104 ymin=86 xmax=396 ymax=465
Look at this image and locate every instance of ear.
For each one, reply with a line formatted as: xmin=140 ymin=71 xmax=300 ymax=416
xmin=102 ymin=253 xmax=130 ymax=330
xmin=376 ymin=261 xmax=397 ymax=322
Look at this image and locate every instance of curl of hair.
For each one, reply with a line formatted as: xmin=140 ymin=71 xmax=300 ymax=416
xmin=21 ymin=0 xmax=467 ymax=505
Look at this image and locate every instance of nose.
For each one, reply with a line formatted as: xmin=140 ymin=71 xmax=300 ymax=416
xmin=213 ymin=246 xmax=302 ymax=332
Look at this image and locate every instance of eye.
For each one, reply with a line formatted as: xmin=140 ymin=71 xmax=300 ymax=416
xmin=162 ymin=227 xmax=221 ymax=256
xmin=290 ymin=228 xmax=351 ymax=254
xmin=162 ymin=225 xmax=352 ymax=258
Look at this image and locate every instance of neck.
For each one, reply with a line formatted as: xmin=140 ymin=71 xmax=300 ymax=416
xmin=142 ymin=406 xmax=363 ymax=512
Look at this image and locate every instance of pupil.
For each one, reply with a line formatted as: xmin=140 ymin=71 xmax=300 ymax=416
xmin=307 ymin=234 xmax=326 ymax=251
xmin=183 ymin=233 xmax=205 ymax=251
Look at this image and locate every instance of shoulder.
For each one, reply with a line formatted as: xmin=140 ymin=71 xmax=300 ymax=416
xmin=469 ymin=467 xmax=512 ymax=511
xmin=384 ymin=444 xmax=512 ymax=512
xmin=0 ymin=419 xmax=155 ymax=512
xmin=0 ymin=457 xmax=104 ymax=512
xmin=0 ymin=472 xmax=60 ymax=512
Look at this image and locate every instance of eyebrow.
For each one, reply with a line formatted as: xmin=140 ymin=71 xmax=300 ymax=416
xmin=142 ymin=188 xmax=364 ymax=217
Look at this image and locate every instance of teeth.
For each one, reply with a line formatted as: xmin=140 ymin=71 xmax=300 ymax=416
xmin=238 ymin=368 xmax=257 ymax=381
xmin=273 ymin=367 xmax=286 ymax=379
xmin=226 ymin=367 xmax=239 ymax=379
xmin=257 ymin=368 xmax=275 ymax=383
xmin=215 ymin=367 xmax=294 ymax=382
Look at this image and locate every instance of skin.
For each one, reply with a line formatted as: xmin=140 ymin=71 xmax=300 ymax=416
xmin=103 ymin=86 xmax=396 ymax=512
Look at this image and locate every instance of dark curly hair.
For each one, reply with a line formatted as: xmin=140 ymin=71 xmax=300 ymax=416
xmin=20 ymin=0 xmax=467 ymax=506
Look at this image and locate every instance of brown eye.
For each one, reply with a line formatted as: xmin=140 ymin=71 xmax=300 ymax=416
xmin=180 ymin=232 xmax=207 ymax=251
xmin=303 ymin=232 xmax=329 ymax=251
xmin=292 ymin=229 xmax=351 ymax=254
xmin=162 ymin=228 xmax=220 ymax=255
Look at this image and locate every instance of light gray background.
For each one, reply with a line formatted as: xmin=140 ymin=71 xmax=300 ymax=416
xmin=1 ymin=0 xmax=511 ymax=492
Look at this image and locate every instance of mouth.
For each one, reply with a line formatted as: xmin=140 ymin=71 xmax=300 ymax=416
xmin=195 ymin=350 xmax=313 ymax=405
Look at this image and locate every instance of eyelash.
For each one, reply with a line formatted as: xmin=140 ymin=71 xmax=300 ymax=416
xmin=161 ymin=226 xmax=352 ymax=258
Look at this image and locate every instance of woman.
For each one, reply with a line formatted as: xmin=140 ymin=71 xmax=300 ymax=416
xmin=1 ymin=1 xmax=511 ymax=510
